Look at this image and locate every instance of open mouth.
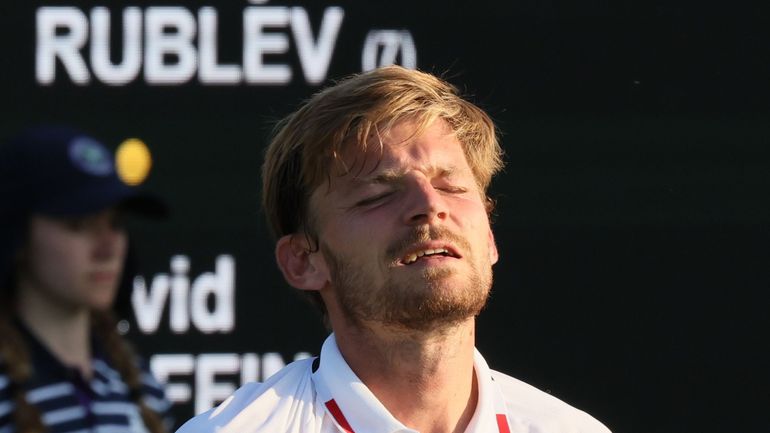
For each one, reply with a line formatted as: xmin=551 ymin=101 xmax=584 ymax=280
xmin=400 ymin=246 xmax=460 ymax=265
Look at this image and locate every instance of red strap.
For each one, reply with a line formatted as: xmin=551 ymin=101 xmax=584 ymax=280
xmin=496 ymin=414 xmax=511 ymax=433
xmin=325 ymin=399 xmax=355 ymax=433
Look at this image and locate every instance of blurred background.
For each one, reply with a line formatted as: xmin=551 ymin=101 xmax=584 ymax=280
xmin=1 ymin=1 xmax=768 ymax=432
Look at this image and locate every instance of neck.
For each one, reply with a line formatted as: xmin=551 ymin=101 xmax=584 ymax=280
xmin=334 ymin=318 xmax=478 ymax=433
xmin=15 ymin=282 xmax=93 ymax=378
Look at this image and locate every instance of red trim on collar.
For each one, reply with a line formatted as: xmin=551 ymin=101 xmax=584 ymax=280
xmin=496 ymin=414 xmax=511 ymax=433
xmin=324 ymin=398 xmax=511 ymax=433
xmin=325 ymin=399 xmax=355 ymax=433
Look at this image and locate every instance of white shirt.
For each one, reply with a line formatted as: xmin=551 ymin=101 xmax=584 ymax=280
xmin=177 ymin=335 xmax=611 ymax=433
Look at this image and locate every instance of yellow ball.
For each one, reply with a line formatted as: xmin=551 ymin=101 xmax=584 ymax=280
xmin=116 ymin=138 xmax=153 ymax=186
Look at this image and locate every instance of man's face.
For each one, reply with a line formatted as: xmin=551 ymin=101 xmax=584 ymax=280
xmin=308 ymin=119 xmax=498 ymax=331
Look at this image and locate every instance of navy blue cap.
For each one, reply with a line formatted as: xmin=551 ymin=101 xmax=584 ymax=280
xmin=0 ymin=125 xmax=166 ymax=220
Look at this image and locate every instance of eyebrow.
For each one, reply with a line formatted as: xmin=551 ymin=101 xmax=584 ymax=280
xmin=352 ymin=165 xmax=458 ymax=186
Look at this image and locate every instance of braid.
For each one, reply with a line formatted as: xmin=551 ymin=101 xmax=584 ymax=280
xmin=0 ymin=316 xmax=47 ymax=433
xmin=1 ymin=218 xmax=46 ymax=432
xmin=91 ymin=311 xmax=167 ymax=433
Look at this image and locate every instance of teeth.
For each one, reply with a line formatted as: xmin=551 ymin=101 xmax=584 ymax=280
xmin=403 ymin=248 xmax=450 ymax=264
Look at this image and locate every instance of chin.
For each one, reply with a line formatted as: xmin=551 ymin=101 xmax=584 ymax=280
xmin=87 ymin=291 xmax=118 ymax=311
xmin=86 ymin=297 xmax=113 ymax=310
xmin=377 ymin=283 xmax=489 ymax=331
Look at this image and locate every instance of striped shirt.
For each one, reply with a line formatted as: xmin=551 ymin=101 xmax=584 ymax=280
xmin=0 ymin=323 xmax=173 ymax=433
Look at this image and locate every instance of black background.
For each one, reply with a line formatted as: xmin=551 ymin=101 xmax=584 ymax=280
xmin=1 ymin=2 xmax=768 ymax=432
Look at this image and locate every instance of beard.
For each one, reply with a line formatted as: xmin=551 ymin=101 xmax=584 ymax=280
xmin=322 ymin=226 xmax=493 ymax=332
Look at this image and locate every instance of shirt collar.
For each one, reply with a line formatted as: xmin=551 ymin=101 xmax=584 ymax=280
xmin=312 ymin=334 xmax=409 ymax=433
xmin=311 ymin=333 xmax=510 ymax=433
xmin=465 ymin=348 xmax=511 ymax=433
xmin=14 ymin=318 xmax=112 ymax=395
xmin=15 ymin=318 xmax=71 ymax=382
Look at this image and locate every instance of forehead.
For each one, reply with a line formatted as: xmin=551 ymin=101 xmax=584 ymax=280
xmin=332 ymin=119 xmax=470 ymax=184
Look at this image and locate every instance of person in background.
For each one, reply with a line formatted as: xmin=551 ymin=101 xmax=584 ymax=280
xmin=0 ymin=126 xmax=172 ymax=433
xmin=178 ymin=66 xmax=610 ymax=433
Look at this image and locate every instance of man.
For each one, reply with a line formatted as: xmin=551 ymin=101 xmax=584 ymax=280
xmin=178 ymin=66 xmax=610 ymax=433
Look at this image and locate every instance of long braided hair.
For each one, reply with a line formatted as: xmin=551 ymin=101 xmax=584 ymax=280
xmin=0 ymin=312 xmax=46 ymax=433
xmin=91 ymin=310 xmax=167 ymax=433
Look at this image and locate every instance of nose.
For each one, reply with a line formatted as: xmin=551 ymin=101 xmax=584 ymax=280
xmin=92 ymin=214 xmax=127 ymax=260
xmin=402 ymin=178 xmax=448 ymax=226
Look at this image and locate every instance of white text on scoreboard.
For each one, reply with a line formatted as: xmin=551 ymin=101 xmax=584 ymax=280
xmin=132 ymin=254 xmax=235 ymax=334
xmin=151 ymin=352 xmax=312 ymax=415
xmin=35 ymin=4 xmax=418 ymax=86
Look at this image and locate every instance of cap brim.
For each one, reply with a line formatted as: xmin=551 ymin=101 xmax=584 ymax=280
xmin=37 ymin=182 xmax=168 ymax=219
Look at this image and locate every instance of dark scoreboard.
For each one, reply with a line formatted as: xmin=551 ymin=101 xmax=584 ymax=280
xmin=2 ymin=2 xmax=768 ymax=432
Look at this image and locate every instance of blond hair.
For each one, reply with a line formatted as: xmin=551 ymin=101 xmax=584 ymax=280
xmin=262 ymin=65 xmax=503 ymax=241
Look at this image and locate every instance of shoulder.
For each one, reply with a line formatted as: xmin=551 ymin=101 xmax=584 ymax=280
xmin=176 ymin=357 xmax=322 ymax=433
xmin=491 ymin=370 xmax=612 ymax=433
xmin=134 ymin=357 xmax=174 ymax=424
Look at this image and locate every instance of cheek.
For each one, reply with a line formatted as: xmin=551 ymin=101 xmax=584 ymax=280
xmin=451 ymin=199 xmax=495 ymax=255
xmin=116 ymin=233 xmax=129 ymax=261
xmin=320 ymin=217 xmax=391 ymax=276
xmin=28 ymin=237 xmax=87 ymax=287
xmin=326 ymin=206 xmax=392 ymax=243
xmin=451 ymin=197 xmax=490 ymax=228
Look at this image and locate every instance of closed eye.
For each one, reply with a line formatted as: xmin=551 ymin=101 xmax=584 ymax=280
xmin=437 ymin=185 xmax=468 ymax=194
xmin=354 ymin=191 xmax=395 ymax=207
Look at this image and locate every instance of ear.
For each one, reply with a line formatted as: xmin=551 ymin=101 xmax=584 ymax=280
xmin=275 ymin=234 xmax=329 ymax=291
xmin=487 ymin=229 xmax=499 ymax=265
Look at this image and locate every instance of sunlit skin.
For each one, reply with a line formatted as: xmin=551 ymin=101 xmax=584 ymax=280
xmin=15 ymin=209 xmax=127 ymax=377
xmin=276 ymin=119 xmax=499 ymax=433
